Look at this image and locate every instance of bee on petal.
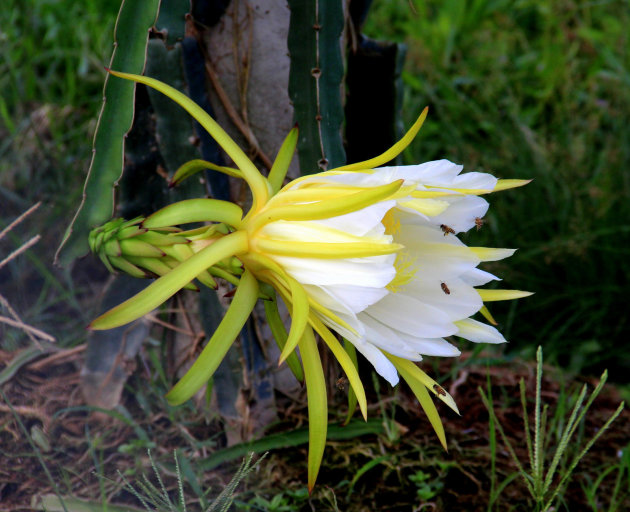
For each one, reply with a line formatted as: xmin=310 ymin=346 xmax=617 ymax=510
xmin=440 ymin=224 xmax=455 ymax=236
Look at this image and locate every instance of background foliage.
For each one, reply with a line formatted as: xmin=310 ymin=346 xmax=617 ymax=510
xmin=364 ymin=0 xmax=630 ymax=379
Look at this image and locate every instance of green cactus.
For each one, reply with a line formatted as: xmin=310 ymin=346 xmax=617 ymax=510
xmin=56 ymin=0 xmax=160 ymax=266
xmin=287 ymin=0 xmax=346 ymax=175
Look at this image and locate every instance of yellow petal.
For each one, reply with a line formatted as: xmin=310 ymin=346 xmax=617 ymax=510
xmin=491 ymin=179 xmax=532 ymax=192
xmin=143 ymin=199 xmax=243 ymax=229
xmin=165 ymin=269 xmax=259 ymax=405
xmin=268 ymin=126 xmax=298 ymax=194
xmin=262 ymin=289 xmax=304 ymax=382
xmin=107 ymin=69 xmax=270 ymax=211
xmin=170 ymin=159 xmax=243 ymax=186
xmin=298 ymin=326 xmax=328 ymax=492
xmin=278 ymin=275 xmax=310 ymax=365
xmin=310 ymin=316 xmax=368 ymax=421
xmin=255 ymin=238 xmax=402 ymax=259
xmin=249 ymin=180 xmax=403 ymax=234
xmin=330 ymin=107 xmax=429 ymax=172
xmin=477 ymin=289 xmax=534 ymax=302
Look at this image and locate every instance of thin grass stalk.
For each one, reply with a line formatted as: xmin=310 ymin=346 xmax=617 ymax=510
xmin=608 ymin=447 xmax=630 ymax=512
xmin=478 ymin=387 xmax=536 ymax=497
xmin=520 ymin=378 xmax=535 ymax=474
xmin=542 ymin=383 xmax=588 ymax=495
xmin=174 ymin=451 xmax=186 ymax=512
xmin=84 ymin=425 xmax=108 ymax=510
xmin=544 ymin=371 xmax=609 ymax=497
xmin=533 ymin=346 xmax=544 ymax=503
xmin=537 ymin=403 xmax=549 ymax=499
xmin=543 ymin=401 xmax=625 ymax=511
xmin=118 ymin=470 xmax=153 ymax=511
xmin=147 ymin=450 xmax=176 ymax=511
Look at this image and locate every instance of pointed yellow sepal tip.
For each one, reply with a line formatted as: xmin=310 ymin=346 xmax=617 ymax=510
xmin=493 ymin=179 xmax=532 ymax=192
xmin=477 ymin=289 xmax=534 ymax=302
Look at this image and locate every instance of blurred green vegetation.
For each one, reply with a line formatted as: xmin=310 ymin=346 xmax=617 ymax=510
xmin=0 ymin=0 xmax=121 ymax=206
xmin=0 ymin=0 xmax=121 ymax=348
xmin=364 ymin=0 xmax=630 ymax=379
xmin=1 ymin=0 xmax=629 ymax=374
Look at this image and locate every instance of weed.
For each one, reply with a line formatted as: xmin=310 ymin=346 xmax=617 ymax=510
xmin=480 ymin=346 xmax=625 ymax=511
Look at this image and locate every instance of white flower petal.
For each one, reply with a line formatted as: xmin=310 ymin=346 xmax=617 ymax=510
xmin=361 ymin=313 xmax=459 ymax=357
xmin=432 ymin=195 xmax=490 ymax=233
xmin=455 ymin=318 xmax=507 ymax=344
xmin=304 ymin=282 xmax=387 ymax=315
xmin=450 ymin=171 xmax=497 ymax=191
xmin=275 ymin=254 xmax=396 ymax=287
xmin=397 ymin=160 xmax=464 ymax=184
xmin=460 ymin=268 xmax=501 ymax=286
xmin=403 ymin=277 xmax=483 ymax=321
xmin=396 ymin=331 xmax=461 ymax=357
xmin=312 ymin=200 xmax=396 ymax=237
xmin=352 ymin=339 xmax=400 ymax=386
xmin=366 ymin=292 xmax=458 ymax=338
xmin=360 ymin=315 xmax=423 ymax=359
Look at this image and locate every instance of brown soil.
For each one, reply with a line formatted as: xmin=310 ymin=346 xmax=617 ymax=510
xmin=0 ymin=347 xmax=628 ymax=511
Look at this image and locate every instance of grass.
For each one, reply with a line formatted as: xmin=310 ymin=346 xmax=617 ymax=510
xmin=0 ymin=0 xmax=120 ymax=206
xmin=480 ymin=347 xmax=625 ymax=511
xmin=363 ymin=0 xmax=630 ymax=378
xmin=0 ymin=0 xmax=119 ymax=349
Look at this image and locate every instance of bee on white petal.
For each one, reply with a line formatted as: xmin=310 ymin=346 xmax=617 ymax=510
xmin=440 ymin=224 xmax=456 ymax=236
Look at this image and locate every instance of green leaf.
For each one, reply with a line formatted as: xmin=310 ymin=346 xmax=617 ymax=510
xmin=55 ymin=0 xmax=161 ymax=266
xmin=198 ymin=419 xmax=384 ymax=471
xmin=165 ymin=269 xmax=259 ymax=405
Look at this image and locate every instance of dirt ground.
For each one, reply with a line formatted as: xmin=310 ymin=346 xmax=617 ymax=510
xmin=1 ymin=341 xmax=627 ymax=511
